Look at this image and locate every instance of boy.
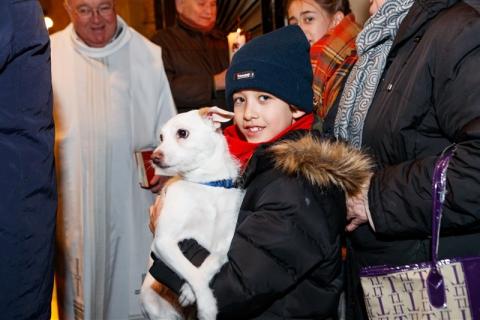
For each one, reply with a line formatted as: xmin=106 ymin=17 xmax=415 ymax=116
xmin=150 ymin=25 xmax=371 ymax=319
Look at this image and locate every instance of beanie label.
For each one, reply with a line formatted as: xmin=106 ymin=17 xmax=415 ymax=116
xmin=234 ymin=71 xmax=255 ymax=80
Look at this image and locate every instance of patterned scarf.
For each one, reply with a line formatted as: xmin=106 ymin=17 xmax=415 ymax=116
xmin=334 ymin=0 xmax=414 ymax=148
xmin=311 ymin=14 xmax=361 ymax=120
xmin=224 ymin=114 xmax=314 ymax=169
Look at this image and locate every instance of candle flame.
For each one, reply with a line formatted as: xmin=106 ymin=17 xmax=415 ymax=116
xmin=45 ymin=16 xmax=54 ymax=30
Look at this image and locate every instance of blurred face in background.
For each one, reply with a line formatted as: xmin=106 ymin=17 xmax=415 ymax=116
xmin=65 ymin=0 xmax=117 ymax=48
xmin=176 ymin=0 xmax=217 ymax=32
xmin=369 ymin=0 xmax=386 ymax=16
xmin=287 ymin=0 xmax=343 ymax=45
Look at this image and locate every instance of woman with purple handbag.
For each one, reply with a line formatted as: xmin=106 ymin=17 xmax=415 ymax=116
xmin=360 ymin=145 xmax=480 ymax=319
xmin=329 ymin=0 xmax=480 ymax=318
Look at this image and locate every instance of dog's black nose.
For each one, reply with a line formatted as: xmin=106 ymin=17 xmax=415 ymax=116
xmin=151 ymin=152 xmax=164 ymax=166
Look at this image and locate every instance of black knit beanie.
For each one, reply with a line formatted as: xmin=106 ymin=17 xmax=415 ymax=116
xmin=226 ymin=25 xmax=313 ymax=113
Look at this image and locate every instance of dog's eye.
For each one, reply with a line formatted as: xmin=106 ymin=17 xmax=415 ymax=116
xmin=159 ymin=134 xmax=163 ymax=142
xmin=176 ymin=129 xmax=189 ymax=139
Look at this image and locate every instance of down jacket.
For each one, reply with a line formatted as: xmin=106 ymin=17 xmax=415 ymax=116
xmin=151 ymin=130 xmax=372 ymax=319
xmin=342 ymin=0 xmax=480 ymax=318
xmin=0 ymin=1 xmax=56 ymax=319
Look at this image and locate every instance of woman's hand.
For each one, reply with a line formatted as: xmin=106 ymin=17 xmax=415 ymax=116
xmin=345 ymin=178 xmax=372 ymax=232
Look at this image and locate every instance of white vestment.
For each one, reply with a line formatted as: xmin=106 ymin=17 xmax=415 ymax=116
xmin=51 ymin=17 xmax=176 ymax=320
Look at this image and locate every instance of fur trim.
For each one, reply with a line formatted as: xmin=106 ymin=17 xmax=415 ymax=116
xmin=269 ymin=135 xmax=373 ymax=196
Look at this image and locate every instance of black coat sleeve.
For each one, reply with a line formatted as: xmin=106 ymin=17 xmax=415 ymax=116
xmin=369 ymin=13 xmax=480 ymax=236
xmin=150 ymin=240 xmax=210 ymax=294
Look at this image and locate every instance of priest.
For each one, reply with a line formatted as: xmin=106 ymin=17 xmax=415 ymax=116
xmin=50 ymin=0 xmax=176 ymax=319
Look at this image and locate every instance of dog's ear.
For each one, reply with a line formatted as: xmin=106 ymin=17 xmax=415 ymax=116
xmin=199 ymin=106 xmax=234 ymax=129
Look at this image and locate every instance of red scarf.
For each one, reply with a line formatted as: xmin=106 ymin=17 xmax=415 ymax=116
xmin=224 ymin=114 xmax=314 ymax=168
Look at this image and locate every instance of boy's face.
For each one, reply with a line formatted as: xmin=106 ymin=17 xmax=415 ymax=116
xmin=233 ymin=90 xmax=305 ymax=143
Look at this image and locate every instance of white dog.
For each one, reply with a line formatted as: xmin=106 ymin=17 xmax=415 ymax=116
xmin=140 ymin=107 xmax=244 ymax=320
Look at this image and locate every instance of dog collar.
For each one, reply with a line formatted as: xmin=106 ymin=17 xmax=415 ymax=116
xmin=201 ymin=179 xmax=235 ymax=189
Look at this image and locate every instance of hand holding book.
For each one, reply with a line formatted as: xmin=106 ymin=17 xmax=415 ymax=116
xmin=134 ymin=148 xmax=155 ymax=188
xmin=134 ymin=148 xmax=170 ymax=192
xmin=148 ymin=175 xmax=170 ymax=193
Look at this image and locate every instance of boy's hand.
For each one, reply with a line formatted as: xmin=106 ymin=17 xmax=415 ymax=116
xmin=149 ymin=195 xmax=164 ymax=234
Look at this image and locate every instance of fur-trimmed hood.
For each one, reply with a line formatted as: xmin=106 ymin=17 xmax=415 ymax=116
xmin=268 ymin=132 xmax=373 ymax=196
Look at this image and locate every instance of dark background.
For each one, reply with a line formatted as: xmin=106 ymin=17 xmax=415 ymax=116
xmin=39 ymin=0 xmax=369 ymax=39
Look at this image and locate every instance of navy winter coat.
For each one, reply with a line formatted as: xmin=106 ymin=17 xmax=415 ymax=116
xmin=0 ymin=1 xmax=57 ymax=319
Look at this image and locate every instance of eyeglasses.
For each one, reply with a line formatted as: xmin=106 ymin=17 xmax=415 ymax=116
xmin=66 ymin=2 xmax=115 ymax=19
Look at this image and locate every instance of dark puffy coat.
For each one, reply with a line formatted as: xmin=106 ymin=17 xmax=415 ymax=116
xmin=0 ymin=1 xmax=56 ymax=319
xmin=152 ymin=130 xmax=372 ymax=319
xmin=213 ymin=131 xmax=372 ymax=320
xmin=151 ymin=20 xmax=229 ymax=113
xmin=343 ymin=0 xmax=480 ymax=318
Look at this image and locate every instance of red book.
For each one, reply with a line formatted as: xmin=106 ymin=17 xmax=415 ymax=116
xmin=134 ymin=148 xmax=155 ymax=188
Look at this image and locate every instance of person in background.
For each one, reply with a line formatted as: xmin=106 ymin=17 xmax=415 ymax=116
xmin=287 ymin=0 xmax=361 ymax=132
xmin=333 ymin=0 xmax=480 ymax=318
xmin=149 ymin=25 xmax=372 ymax=320
xmin=51 ymin=0 xmax=176 ymax=318
xmin=151 ymin=0 xmax=230 ymax=113
xmin=287 ymin=0 xmax=345 ymax=45
xmin=0 ymin=1 xmax=57 ymax=319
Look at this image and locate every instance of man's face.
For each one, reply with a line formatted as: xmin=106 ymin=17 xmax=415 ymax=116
xmin=176 ymin=0 xmax=217 ymax=32
xmin=65 ymin=0 xmax=117 ymax=48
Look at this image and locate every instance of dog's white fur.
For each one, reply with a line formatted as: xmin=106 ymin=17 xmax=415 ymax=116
xmin=140 ymin=107 xmax=244 ymax=320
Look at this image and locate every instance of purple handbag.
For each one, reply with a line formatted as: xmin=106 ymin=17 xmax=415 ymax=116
xmin=360 ymin=145 xmax=480 ymax=320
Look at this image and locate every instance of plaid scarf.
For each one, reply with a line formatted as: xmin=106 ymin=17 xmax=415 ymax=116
xmin=310 ymin=14 xmax=361 ymax=120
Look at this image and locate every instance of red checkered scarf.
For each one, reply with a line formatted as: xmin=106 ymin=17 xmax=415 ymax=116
xmin=310 ymin=14 xmax=361 ymax=120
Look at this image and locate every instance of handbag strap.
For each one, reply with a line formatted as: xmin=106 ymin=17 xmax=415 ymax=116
xmin=431 ymin=144 xmax=456 ymax=264
xmin=426 ymin=144 xmax=456 ymax=308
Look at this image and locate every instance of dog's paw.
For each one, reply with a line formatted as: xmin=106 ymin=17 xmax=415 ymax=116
xmin=195 ymin=288 xmax=218 ymax=320
xmin=197 ymin=305 xmax=217 ymax=320
xmin=179 ymin=283 xmax=196 ymax=307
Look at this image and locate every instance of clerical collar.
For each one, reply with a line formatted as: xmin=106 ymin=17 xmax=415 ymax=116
xmin=70 ymin=15 xmax=132 ymax=59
